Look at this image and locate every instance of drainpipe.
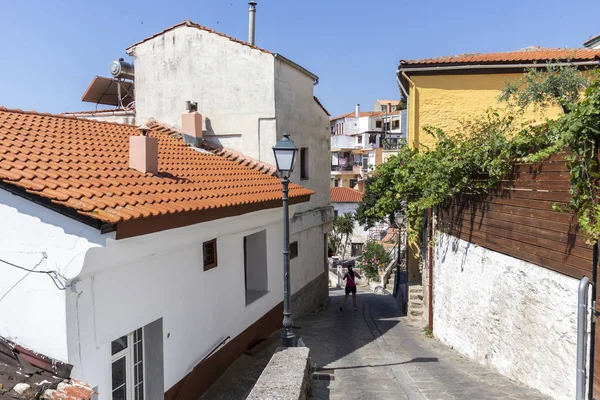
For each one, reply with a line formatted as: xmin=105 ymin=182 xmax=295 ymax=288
xmin=577 ymin=276 xmax=591 ymax=400
xmin=428 ymin=207 xmax=434 ymax=331
xmin=589 ymin=243 xmax=598 ymax=399
xmin=396 ymin=70 xmax=412 ymax=145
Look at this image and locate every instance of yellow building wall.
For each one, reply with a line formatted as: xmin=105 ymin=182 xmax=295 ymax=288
xmin=407 ymin=73 xmax=563 ymax=149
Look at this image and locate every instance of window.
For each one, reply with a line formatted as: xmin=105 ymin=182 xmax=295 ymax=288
xmin=362 ymin=157 xmax=369 ymax=170
xmin=349 ymin=179 xmax=357 ymax=188
xmin=357 ymin=135 xmax=362 ymax=144
xmin=203 ymin=239 xmax=218 ymax=271
xmin=351 ymin=243 xmax=364 ymax=257
xmin=244 ymin=230 xmax=268 ymax=305
xmin=334 ymin=210 xmax=339 ymax=217
xmin=384 ymin=122 xmax=390 ymax=131
xmin=392 ymin=120 xmax=400 ymax=130
xmin=111 ymin=329 xmax=144 ymax=400
xmin=369 ymin=134 xmax=377 ymax=145
xmin=334 ymin=179 xmax=340 ymax=187
xmin=300 ymin=148 xmax=309 ymax=180
xmin=290 ymin=241 xmax=298 ymax=259
xmin=375 ymin=121 xmax=382 ymax=128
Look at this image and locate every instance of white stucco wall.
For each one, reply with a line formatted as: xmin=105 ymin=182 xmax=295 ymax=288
xmin=65 ymin=207 xmax=291 ymax=398
xmin=132 ymin=26 xmax=277 ymax=161
xmin=434 ymin=232 xmax=579 ymax=400
xmin=331 ymin=202 xmax=369 ymax=247
xmin=0 ymin=189 xmax=110 ymax=361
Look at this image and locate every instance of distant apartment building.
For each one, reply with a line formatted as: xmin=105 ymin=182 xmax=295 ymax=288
xmin=330 ymin=103 xmax=407 ymax=189
xmin=584 ymin=32 xmax=600 ymax=49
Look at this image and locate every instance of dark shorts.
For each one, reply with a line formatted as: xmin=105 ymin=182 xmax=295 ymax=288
xmin=345 ymin=286 xmax=357 ymax=294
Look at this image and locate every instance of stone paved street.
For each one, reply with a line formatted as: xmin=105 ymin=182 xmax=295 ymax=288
xmin=302 ymin=288 xmax=550 ymax=400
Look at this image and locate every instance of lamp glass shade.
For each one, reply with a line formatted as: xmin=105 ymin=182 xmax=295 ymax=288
xmin=272 ymin=133 xmax=298 ymax=176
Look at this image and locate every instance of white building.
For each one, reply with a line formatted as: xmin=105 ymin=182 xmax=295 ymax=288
xmin=330 ymin=187 xmax=369 ymax=257
xmin=584 ymin=32 xmax=600 ymax=49
xmin=0 ymin=94 xmax=321 ymax=400
xmin=330 ymin=104 xmax=407 ymax=188
xmin=120 ymin=21 xmax=334 ymax=321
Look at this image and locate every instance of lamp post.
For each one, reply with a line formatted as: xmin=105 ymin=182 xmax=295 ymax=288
xmin=272 ymin=132 xmax=298 ymax=347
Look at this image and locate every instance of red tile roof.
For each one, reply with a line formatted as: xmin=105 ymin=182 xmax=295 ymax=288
xmin=331 ymin=187 xmax=363 ymax=203
xmin=61 ymin=108 xmax=133 ymax=116
xmin=400 ymin=48 xmax=600 ymax=67
xmin=330 ymin=111 xmax=387 ymax=121
xmin=126 ymin=20 xmax=272 ymax=55
xmin=313 ymin=96 xmax=330 ymax=116
xmin=0 ymin=107 xmax=313 ymax=225
xmin=146 ymin=119 xmax=278 ymax=176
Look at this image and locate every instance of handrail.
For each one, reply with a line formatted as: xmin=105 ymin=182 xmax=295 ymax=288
xmin=577 ymin=276 xmax=591 ymax=400
xmin=174 ymin=335 xmax=231 ymax=400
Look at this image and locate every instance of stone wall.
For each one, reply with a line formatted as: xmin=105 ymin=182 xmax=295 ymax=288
xmin=292 ymin=271 xmax=330 ymax=320
xmin=433 ymin=232 xmax=579 ymax=400
xmin=246 ymin=347 xmax=311 ymax=400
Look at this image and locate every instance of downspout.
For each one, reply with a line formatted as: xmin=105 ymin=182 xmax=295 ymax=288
xmin=589 ymin=137 xmax=599 ymax=399
xmin=428 ymin=207 xmax=434 ymax=331
xmin=577 ymin=276 xmax=591 ymax=400
xmin=590 ymin=243 xmax=598 ymax=400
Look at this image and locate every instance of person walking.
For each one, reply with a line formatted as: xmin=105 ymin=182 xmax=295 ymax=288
xmin=340 ymin=266 xmax=361 ymax=311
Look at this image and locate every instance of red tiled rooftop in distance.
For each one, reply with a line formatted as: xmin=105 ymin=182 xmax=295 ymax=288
xmin=400 ymin=48 xmax=600 ymax=66
xmin=0 ymin=107 xmax=313 ymax=224
xmin=331 ymin=187 xmax=363 ymax=203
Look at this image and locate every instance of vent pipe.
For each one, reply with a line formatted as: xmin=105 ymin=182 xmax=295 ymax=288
xmin=248 ymin=1 xmax=257 ymax=45
xmin=355 ymin=104 xmax=360 ymax=118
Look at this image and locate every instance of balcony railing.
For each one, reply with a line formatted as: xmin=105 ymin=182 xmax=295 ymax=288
xmin=331 ymin=165 xmax=356 ymax=172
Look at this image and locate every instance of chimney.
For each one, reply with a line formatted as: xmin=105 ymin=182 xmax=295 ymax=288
xmin=248 ymin=1 xmax=257 ymax=45
xmin=130 ymin=124 xmax=158 ymax=174
xmin=388 ymin=102 xmax=392 ymax=113
xmin=181 ymin=109 xmax=203 ymax=146
xmin=355 ymin=104 xmax=360 ymax=118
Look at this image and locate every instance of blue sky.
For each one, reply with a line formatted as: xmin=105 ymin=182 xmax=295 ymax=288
xmin=0 ymin=0 xmax=597 ymax=117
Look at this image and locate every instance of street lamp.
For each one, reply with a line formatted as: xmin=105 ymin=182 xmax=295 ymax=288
xmin=272 ymin=132 xmax=298 ymax=347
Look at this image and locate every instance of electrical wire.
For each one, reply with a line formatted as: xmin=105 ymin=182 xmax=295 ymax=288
xmin=0 ymin=256 xmax=66 ymax=290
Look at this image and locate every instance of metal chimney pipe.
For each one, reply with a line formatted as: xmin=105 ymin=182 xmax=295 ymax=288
xmin=355 ymin=104 xmax=360 ymax=118
xmin=248 ymin=1 xmax=257 ymax=45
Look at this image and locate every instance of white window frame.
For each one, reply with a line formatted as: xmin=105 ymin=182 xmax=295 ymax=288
xmin=111 ymin=328 xmax=145 ymax=400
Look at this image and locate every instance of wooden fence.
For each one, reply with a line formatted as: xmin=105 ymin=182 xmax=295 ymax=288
xmin=437 ymin=155 xmax=600 ymax=397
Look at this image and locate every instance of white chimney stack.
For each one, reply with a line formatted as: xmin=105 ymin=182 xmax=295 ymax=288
xmin=248 ymin=1 xmax=257 ymax=45
xmin=355 ymin=104 xmax=360 ymax=118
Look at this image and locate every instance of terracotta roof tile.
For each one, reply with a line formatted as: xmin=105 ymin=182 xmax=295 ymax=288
xmin=400 ymin=47 xmax=600 ymax=67
xmin=126 ymin=20 xmax=272 ymax=55
xmin=331 ymin=187 xmax=363 ymax=203
xmin=0 ymin=108 xmax=313 ymax=224
xmin=330 ymin=111 xmax=388 ymax=121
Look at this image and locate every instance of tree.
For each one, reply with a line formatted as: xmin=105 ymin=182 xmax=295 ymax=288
xmin=499 ymin=61 xmax=591 ymax=114
xmin=331 ymin=213 xmax=355 ymax=259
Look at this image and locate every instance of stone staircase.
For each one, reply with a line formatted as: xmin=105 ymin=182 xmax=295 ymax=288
xmin=408 ymin=285 xmax=424 ymax=321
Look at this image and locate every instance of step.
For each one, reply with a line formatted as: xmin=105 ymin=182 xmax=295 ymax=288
xmin=409 ymin=299 xmax=423 ymax=307
xmin=409 ymin=309 xmax=423 ymax=317
xmin=409 ymin=293 xmax=424 ymax=301
xmin=409 ymin=288 xmax=424 ymax=295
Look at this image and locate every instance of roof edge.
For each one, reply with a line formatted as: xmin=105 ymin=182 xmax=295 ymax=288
xmin=0 ymin=106 xmax=137 ymax=127
xmin=125 ymin=20 xmax=272 ymax=55
xmin=584 ymin=33 xmax=600 ymax=47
